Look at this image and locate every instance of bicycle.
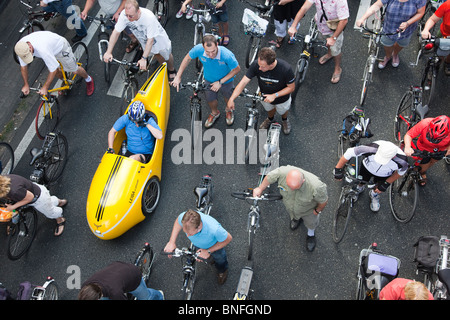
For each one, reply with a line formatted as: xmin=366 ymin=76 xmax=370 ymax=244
xmin=126 ymin=242 xmax=155 ymax=300
xmin=179 ymin=69 xmax=209 ymax=150
xmin=161 ymin=174 xmax=213 ymax=300
xmin=20 ymin=41 xmax=89 ymax=139
xmin=186 ymin=4 xmax=223 ymax=72
xmin=414 ymin=235 xmax=450 ymax=300
xmin=152 ymin=0 xmax=169 ymax=28
xmin=419 ymin=37 xmax=450 ymax=108
xmin=355 ymin=242 xmax=401 ymax=300
xmin=29 ymin=131 xmax=68 ymax=186
xmin=414 ymin=0 xmax=443 ymax=63
xmin=86 ymin=15 xmax=115 ymax=83
xmin=0 ymin=142 xmax=15 ymax=175
xmin=358 ymin=21 xmax=401 ymax=106
xmin=0 ymin=276 xmax=58 ymax=300
xmin=393 ymin=85 xmax=429 ymax=143
xmin=0 ymin=200 xmax=38 ymax=261
xmin=13 ymin=0 xmax=59 ymax=64
xmin=388 ymin=149 xmax=448 ymax=223
xmin=290 ymin=18 xmax=327 ymax=104
xmin=241 ymin=0 xmax=279 ymax=68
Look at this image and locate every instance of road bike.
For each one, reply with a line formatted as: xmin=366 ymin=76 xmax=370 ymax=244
xmin=290 ymin=18 xmax=327 ymax=104
xmin=161 ymin=174 xmax=213 ymax=300
xmin=126 ymin=242 xmax=155 ymax=299
xmin=0 ymin=276 xmax=58 ymax=300
xmin=420 ymin=37 xmax=450 ymax=108
xmin=29 ymin=131 xmax=68 ymax=186
xmin=0 ymin=200 xmax=38 ymax=261
xmin=86 ymin=15 xmax=115 ymax=83
xmin=179 ymin=69 xmax=208 ymax=150
xmin=414 ymin=0 xmax=443 ymax=62
xmin=13 ymin=0 xmax=59 ymax=64
xmin=186 ymin=4 xmax=223 ymax=72
xmin=355 ymin=242 xmax=401 ymax=300
xmin=20 ymin=42 xmax=89 ymax=139
xmin=358 ymin=21 xmax=401 ymax=106
xmin=231 ymin=191 xmax=282 ymax=300
xmin=152 ymin=0 xmax=169 ymax=28
xmin=237 ymin=88 xmax=264 ymax=164
xmin=414 ymin=235 xmax=450 ymax=300
xmin=388 ymin=149 xmax=448 ymax=223
xmin=0 ymin=142 xmax=15 ymax=175
xmin=241 ymin=0 xmax=278 ymax=68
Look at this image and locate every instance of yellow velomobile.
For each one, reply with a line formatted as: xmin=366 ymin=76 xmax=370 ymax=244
xmin=86 ymin=63 xmax=170 ymax=240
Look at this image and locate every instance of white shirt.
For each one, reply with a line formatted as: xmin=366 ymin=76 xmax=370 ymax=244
xmin=114 ymin=7 xmax=171 ymax=53
xmin=98 ymin=0 xmax=123 ymax=16
xmin=19 ymin=31 xmax=66 ymax=72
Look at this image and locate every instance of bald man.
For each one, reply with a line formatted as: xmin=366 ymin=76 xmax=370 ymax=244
xmin=253 ymin=165 xmax=328 ymax=252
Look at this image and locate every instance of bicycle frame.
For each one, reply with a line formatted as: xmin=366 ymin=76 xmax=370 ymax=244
xmin=18 ymin=0 xmax=58 ymax=33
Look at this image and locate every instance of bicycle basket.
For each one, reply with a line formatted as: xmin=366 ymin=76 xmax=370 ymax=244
xmin=414 ymin=235 xmax=440 ymax=269
xmin=242 ymin=8 xmax=268 ymax=36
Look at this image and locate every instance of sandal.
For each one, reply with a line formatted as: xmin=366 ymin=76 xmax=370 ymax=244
xmin=126 ymin=40 xmax=139 ymax=53
xmin=269 ymin=36 xmax=285 ymax=48
xmin=418 ymin=174 xmax=428 ymax=187
xmin=54 ymin=217 xmax=66 ymax=237
xmin=331 ymin=67 xmax=342 ymax=84
xmin=168 ymin=68 xmax=177 ymax=81
xmin=222 ymin=35 xmax=230 ymax=46
xmin=319 ymin=53 xmax=333 ymax=65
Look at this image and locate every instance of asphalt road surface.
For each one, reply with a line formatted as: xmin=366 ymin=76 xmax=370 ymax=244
xmin=0 ymin=0 xmax=449 ymax=306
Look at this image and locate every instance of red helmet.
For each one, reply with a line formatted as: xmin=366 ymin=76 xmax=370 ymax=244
xmin=426 ymin=116 xmax=450 ymax=144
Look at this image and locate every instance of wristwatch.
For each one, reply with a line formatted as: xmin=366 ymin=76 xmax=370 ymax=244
xmin=314 ymin=209 xmax=321 ymax=214
xmin=275 ymin=92 xmax=279 ymax=97
xmin=332 ymin=36 xmax=337 ymax=40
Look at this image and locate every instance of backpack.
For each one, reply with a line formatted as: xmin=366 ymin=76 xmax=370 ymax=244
xmin=16 ymin=281 xmax=33 ymax=300
xmin=413 ymin=236 xmax=440 ymax=269
xmin=341 ymin=110 xmax=373 ymax=141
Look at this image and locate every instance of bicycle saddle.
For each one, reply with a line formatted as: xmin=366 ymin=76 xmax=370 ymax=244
xmin=438 ymin=268 xmax=450 ymax=293
xmin=194 ymin=186 xmax=208 ymax=208
xmin=29 ymin=148 xmax=44 ymax=166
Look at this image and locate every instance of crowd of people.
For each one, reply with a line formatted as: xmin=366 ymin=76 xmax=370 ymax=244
xmin=3 ymin=0 xmax=450 ymax=300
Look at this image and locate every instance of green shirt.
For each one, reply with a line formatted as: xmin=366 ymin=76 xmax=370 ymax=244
xmin=266 ymin=165 xmax=328 ymax=216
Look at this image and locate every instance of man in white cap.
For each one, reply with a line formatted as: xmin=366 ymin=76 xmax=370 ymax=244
xmin=15 ymin=31 xmax=94 ymax=97
xmin=333 ymin=140 xmax=408 ymax=212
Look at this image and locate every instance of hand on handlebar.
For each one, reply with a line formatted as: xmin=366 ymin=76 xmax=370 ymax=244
xmin=196 ymin=249 xmax=210 ymax=261
xmin=421 ymin=30 xmax=432 ymax=40
xmin=288 ymin=25 xmax=297 ymax=38
xmin=404 ymin=146 xmax=414 ymax=157
xmin=21 ymin=85 xmax=30 ymax=96
xmin=252 ymin=187 xmax=263 ymax=198
xmin=103 ymin=52 xmax=113 ymax=63
xmin=163 ymin=242 xmax=177 ymax=258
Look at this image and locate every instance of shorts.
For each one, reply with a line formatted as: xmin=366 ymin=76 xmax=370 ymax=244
xmin=359 ymin=164 xmax=387 ymax=184
xmin=380 ymin=33 xmax=413 ymax=47
xmin=153 ymin=45 xmax=172 ymax=61
xmin=124 ymin=150 xmax=152 ymax=163
xmin=211 ymin=11 xmax=228 ymax=24
xmin=319 ymin=32 xmax=344 ymax=56
xmin=260 ymin=96 xmax=292 ymax=115
xmin=55 ymin=39 xmax=79 ymax=73
xmin=204 ymin=79 xmax=234 ymax=102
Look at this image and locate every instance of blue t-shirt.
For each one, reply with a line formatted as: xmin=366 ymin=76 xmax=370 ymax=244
xmin=177 ymin=211 xmax=228 ymax=249
xmin=113 ymin=114 xmax=161 ymax=154
xmin=188 ymin=44 xmax=239 ymax=83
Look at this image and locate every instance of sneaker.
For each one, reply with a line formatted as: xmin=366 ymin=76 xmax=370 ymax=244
xmin=205 ymin=112 xmax=220 ymax=128
xmin=86 ymin=78 xmax=95 ymax=96
xmin=282 ymin=118 xmax=291 ymax=134
xmin=392 ymin=54 xmax=400 ymax=68
xmin=378 ymin=56 xmax=391 ymax=69
xmin=369 ymin=190 xmax=380 ymax=212
xmin=259 ymin=118 xmax=274 ymax=130
xmin=176 ymin=8 xmax=184 ymax=18
xmin=186 ymin=7 xmax=194 ymax=19
xmin=217 ymin=269 xmax=228 ymax=285
xmin=226 ymin=110 xmax=234 ymax=125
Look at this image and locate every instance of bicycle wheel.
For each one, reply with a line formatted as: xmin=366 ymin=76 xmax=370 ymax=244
xmin=7 ymin=208 xmax=38 ymax=260
xmin=99 ymin=33 xmax=111 ymax=83
xmin=244 ymin=112 xmax=258 ymax=164
xmin=421 ymin=62 xmax=436 ymax=108
xmin=190 ymin=101 xmax=202 ymax=150
xmin=248 ymin=227 xmax=256 ymax=261
xmin=388 ymin=171 xmax=418 ymax=223
xmin=13 ymin=22 xmax=44 ymax=64
xmin=337 ymin=134 xmax=349 ymax=159
xmin=182 ymin=271 xmax=196 ymax=300
xmin=41 ymin=280 xmax=59 ymax=300
xmin=245 ymin=36 xmax=260 ymax=68
xmin=194 ymin=26 xmax=204 ymax=72
xmin=153 ymin=0 xmax=169 ymax=28
xmin=394 ymin=90 xmax=415 ymax=142
xmin=360 ymin=56 xmax=373 ymax=106
xmin=292 ymin=58 xmax=308 ymax=104
xmin=120 ymin=77 xmax=139 ymax=115
xmin=43 ymin=133 xmax=68 ymax=184
xmin=35 ymin=98 xmax=60 ymax=140
xmin=332 ymin=189 xmax=352 ymax=244
xmin=141 ymin=177 xmax=161 ymax=215
xmin=0 ymin=142 xmax=14 ymax=175
xmin=71 ymin=41 xmax=89 ymax=84
xmin=134 ymin=243 xmax=154 ymax=284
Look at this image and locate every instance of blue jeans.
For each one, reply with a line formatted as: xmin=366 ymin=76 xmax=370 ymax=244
xmin=210 ymin=248 xmax=228 ymax=273
xmin=129 ymin=278 xmax=163 ymax=300
xmin=43 ymin=0 xmax=87 ymax=36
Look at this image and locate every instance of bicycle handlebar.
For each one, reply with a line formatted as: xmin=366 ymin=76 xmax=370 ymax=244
xmin=411 ymin=148 xmax=447 ymax=159
xmin=292 ymin=33 xmax=327 ymax=46
xmin=186 ymin=4 xmax=223 ymax=15
xmin=360 ymin=25 xmax=403 ymax=37
xmin=179 ymin=81 xmax=210 ymax=91
xmin=240 ymin=0 xmax=280 ymax=12
xmin=160 ymin=248 xmax=209 ymax=263
xmin=86 ymin=15 xmax=114 ymax=24
xmin=239 ymin=91 xmax=265 ymax=101
xmin=111 ymin=58 xmax=138 ymax=67
xmin=231 ymin=191 xmax=282 ymax=201
xmin=19 ymin=87 xmax=57 ymax=101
